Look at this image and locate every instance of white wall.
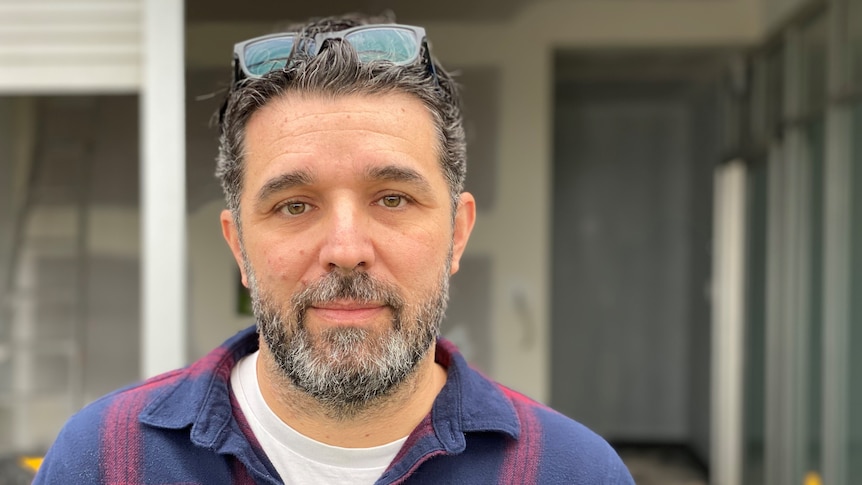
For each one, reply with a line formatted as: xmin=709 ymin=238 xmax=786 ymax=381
xmin=0 ymin=0 xmax=141 ymax=94
xmin=188 ymin=199 xmax=253 ymax=358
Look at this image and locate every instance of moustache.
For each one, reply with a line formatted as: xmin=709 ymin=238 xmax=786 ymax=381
xmin=290 ymin=271 xmax=405 ymax=315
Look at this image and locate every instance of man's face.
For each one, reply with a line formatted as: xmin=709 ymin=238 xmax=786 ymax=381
xmin=221 ymin=91 xmax=475 ymax=415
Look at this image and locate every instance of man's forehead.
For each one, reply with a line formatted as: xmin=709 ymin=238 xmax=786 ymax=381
xmin=242 ymin=91 xmax=439 ymax=160
xmin=240 ymin=91 xmax=445 ymax=191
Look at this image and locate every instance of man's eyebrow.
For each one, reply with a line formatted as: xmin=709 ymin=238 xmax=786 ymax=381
xmin=255 ymin=169 xmax=316 ymax=203
xmin=366 ymin=165 xmax=434 ymax=194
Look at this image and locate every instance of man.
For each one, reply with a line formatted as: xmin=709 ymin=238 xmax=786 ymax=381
xmin=35 ymin=13 xmax=634 ymax=484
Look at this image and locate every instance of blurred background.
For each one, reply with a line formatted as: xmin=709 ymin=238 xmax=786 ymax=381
xmin=0 ymin=0 xmax=859 ymax=484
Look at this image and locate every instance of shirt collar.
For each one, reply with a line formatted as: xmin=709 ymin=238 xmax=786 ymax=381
xmin=138 ymin=325 xmax=259 ymax=448
xmin=431 ymin=338 xmax=520 ymax=453
xmin=138 ymin=326 xmax=521 ymax=450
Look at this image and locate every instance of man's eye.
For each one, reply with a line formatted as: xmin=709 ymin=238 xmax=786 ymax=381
xmin=379 ymin=195 xmax=405 ymax=208
xmin=280 ymin=202 xmax=308 ymax=215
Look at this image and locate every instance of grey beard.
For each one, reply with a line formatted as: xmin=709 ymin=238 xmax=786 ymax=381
xmin=248 ymin=267 xmax=449 ymax=419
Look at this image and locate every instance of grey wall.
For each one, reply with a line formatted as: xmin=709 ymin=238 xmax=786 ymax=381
xmin=550 ymin=78 xmax=715 ymax=451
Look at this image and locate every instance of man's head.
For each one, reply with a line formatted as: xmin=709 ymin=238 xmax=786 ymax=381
xmin=216 ymin=13 xmax=476 ymax=418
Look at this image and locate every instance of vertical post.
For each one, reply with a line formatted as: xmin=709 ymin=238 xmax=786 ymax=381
xmin=764 ymin=139 xmax=786 ymax=485
xmin=140 ymin=0 xmax=186 ymax=377
xmin=12 ymin=250 xmax=35 ymax=449
xmin=711 ymin=160 xmax=747 ymax=485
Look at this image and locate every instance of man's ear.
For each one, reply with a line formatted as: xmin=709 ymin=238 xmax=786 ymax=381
xmin=449 ymin=192 xmax=476 ymax=275
xmin=220 ymin=209 xmax=249 ymax=287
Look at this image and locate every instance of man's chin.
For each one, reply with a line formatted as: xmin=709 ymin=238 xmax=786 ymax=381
xmin=281 ymin=330 xmax=422 ymax=417
xmin=308 ymin=326 xmax=392 ymax=363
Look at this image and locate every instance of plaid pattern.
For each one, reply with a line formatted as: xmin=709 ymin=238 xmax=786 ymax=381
xmin=34 ymin=326 xmax=633 ymax=484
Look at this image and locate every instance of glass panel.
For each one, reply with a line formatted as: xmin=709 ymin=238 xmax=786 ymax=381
xmin=847 ymin=101 xmax=862 ymax=480
xmin=802 ymin=117 xmax=825 ymax=480
xmin=800 ymin=13 xmax=828 ymax=115
xmin=743 ymin=158 xmax=767 ymax=485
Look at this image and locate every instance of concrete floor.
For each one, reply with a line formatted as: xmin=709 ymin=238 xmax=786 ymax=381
xmin=617 ymin=446 xmax=708 ymax=485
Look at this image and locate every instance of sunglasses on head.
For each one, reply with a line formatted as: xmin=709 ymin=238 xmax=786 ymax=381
xmin=231 ymin=24 xmax=438 ymax=84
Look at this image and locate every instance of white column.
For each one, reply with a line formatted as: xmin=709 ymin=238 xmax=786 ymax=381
xmin=140 ymin=0 xmax=186 ymax=377
xmin=12 ymin=250 xmax=36 ymax=449
xmin=710 ymin=160 xmax=747 ymax=485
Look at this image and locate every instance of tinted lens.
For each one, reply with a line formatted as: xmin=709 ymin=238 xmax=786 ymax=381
xmin=344 ymin=28 xmax=419 ymax=65
xmin=243 ymin=36 xmax=296 ymax=77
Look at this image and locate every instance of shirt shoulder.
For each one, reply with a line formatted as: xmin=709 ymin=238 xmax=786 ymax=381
xmin=32 ymin=368 xmax=187 ymax=484
xmin=35 ymin=326 xmax=262 ymax=484
xmin=495 ymin=384 xmax=635 ymax=484
xmin=426 ymin=340 xmax=634 ymax=484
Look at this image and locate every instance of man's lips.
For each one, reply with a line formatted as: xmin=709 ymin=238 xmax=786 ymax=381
xmin=307 ymin=301 xmax=389 ymax=325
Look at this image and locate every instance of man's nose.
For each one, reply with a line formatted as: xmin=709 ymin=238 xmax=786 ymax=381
xmin=318 ymin=201 xmax=375 ymax=272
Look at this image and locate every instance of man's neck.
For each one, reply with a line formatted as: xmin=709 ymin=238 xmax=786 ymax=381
xmin=256 ymin=341 xmax=447 ymax=448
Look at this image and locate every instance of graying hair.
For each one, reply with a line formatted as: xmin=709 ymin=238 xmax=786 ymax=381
xmin=215 ymin=13 xmax=466 ymax=220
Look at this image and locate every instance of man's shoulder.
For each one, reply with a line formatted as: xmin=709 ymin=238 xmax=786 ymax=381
xmin=34 ymin=326 xmax=260 ymax=483
xmin=494 ymin=383 xmax=614 ymax=450
xmin=483 ymin=381 xmax=635 ymax=484
xmin=42 ymin=324 xmax=251 ymax=447
xmin=439 ymin=341 xmax=631 ymax=481
xmin=63 ymin=365 xmax=188 ymax=428
xmin=33 ymin=367 xmax=190 ymax=483
xmin=456 ymin=376 xmax=633 ymax=484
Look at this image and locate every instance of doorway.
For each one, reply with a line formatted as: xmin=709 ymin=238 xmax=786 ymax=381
xmin=550 ymin=49 xmax=731 ymax=473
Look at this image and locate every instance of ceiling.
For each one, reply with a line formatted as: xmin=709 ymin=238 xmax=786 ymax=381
xmin=186 ymin=0 xmax=541 ymax=23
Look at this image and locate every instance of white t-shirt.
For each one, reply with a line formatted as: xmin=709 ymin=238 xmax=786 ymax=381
xmin=230 ymin=351 xmax=408 ymax=485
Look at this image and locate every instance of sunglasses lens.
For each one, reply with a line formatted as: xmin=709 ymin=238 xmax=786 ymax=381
xmin=345 ymin=28 xmax=419 ymax=65
xmin=243 ymin=37 xmax=296 ymax=77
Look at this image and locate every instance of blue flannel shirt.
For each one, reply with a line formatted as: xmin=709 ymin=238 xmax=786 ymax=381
xmin=34 ymin=326 xmax=634 ymax=484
